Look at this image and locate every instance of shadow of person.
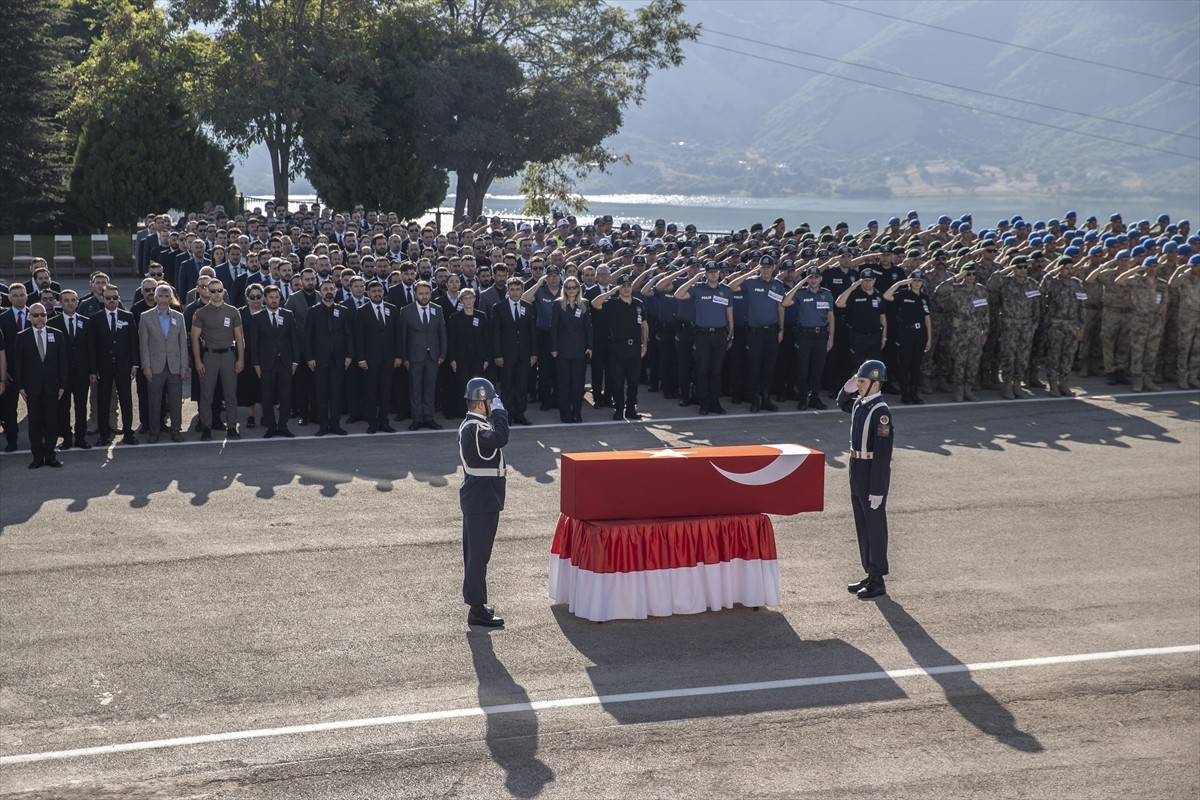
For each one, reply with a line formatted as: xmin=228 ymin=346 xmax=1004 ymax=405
xmin=552 ymin=605 xmax=905 ymax=724
xmin=467 ymin=631 xmax=555 ymax=798
xmin=874 ymin=596 xmax=1044 ymax=753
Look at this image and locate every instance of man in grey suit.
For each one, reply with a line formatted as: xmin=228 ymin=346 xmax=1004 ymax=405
xmin=139 ymin=285 xmax=189 ymax=442
xmin=399 ymin=280 xmax=447 ymax=431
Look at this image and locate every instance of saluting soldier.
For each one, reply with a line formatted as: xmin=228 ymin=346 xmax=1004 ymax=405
xmin=836 ymin=359 xmax=894 ymax=600
xmin=459 ymin=377 xmax=509 ymax=628
xmin=675 ymin=260 xmax=734 ymax=415
xmin=935 ymin=264 xmax=990 ymax=402
xmin=1039 ymin=257 xmax=1086 ymax=397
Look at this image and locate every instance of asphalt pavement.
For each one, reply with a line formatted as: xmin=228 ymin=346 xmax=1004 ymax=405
xmin=1 ymin=388 xmax=1198 ymax=799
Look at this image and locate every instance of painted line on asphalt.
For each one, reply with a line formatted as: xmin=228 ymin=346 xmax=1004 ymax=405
xmin=0 ymin=388 xmax=1194 ymax=458
xmin=2 ymin=643 xmax=1196 ymax=765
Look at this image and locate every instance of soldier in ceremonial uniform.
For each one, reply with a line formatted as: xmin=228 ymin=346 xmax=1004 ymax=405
xmin=459 ymin=377 xmax=510 ymax=628
xmin=836 ymin=359 xmax=893 ymax=600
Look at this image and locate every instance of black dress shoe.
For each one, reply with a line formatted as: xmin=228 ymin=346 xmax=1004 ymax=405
xmin=226 ymin=429 xmax=241 ymax=440
xmin=424 ymin=420 xmax=443 ymax=431
xmin=407 ymin=421 xmax=421 ymax=431
xmin=847 ymin=576 xmax=871 ymax=594
xmin=75 ymin=439 xmax=92 ymax=450
xmin=263 ymin=429 xmax=276 ymax=439
xmin=625 ymin=410 xmax=642 ymax=420
xmin=797 ymin=401 xmax=809 ymax=411
xmin=45 ymin=457 xmax=62 ymax=468
xmin=246 ymin=416 xmax=256 ymax=428
xmin=573 ymin=414 xmax=582 ymax=423
xmin=315 ymin=426 xmax=328 ymax=437
xmin=367 ymin=424 xmax=379 ymax=433
xmin=857 ymin=578 xmax=887 ymax=600
xmin=200 ymin=428 xmax=212 ymax=441
xmin=278 ymin=427 xmax=295 ymax=438
xmin=613 ymin=410 xmax=625 ymax=421
xmin=28 ymin=459 xmax=42 ymax=469
xmin=911 ymin=395 xmax=925 ymax=405
xmin=59 ymin=440 xmax=72 ymax=451
xmin=467 ymin=604 xmax=504 ymax=627
xmin=212 ymin=421 xmax=227 ymax=431
xmin=808 ymin=397 xmax=827 ymax=410
xmin=121 ymin=433 xmax=139 ymax=445
xmin=378 ymin=424 xmax=396 ymax=433
xmin=514 ymin=415 xmax=533 ymax=426
xmin=760 ymin=396 xmax=779 ymax=412
xmin=678 ymin=399 xmax=689 ymax=407
xmin=699 ymin=406 xmax=709 ymax=415
xmin=332 ymin=427 xmax=349 ymax=436
xmin=749 ymin=400 xmax=760 ymax=413
xmin=5 ymin=442 xmax=18 ymax=453
xmin=712 ymin=404 xmax=727 ymax=415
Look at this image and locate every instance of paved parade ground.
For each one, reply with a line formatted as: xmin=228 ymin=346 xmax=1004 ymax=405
xmin=1 ymin=390 xmax=1198 ymax=799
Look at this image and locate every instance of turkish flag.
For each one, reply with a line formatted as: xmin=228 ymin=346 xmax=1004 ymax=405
xmin=560 ymin=443 xmax=825 ymax=521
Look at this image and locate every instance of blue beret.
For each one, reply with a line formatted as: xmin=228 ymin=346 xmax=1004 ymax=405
xmin=1089 ymin=246 xmax=1104 ymax=256
xmin=1157 ymin=214 xmax=1170 ymax=224
xmin=1142 ymin=256 xmax=1158 ymax=267
xmin=867 ymin=219 xmax=878 ymax=227
xmin=1110 ymin=213 xmax=1122 ymax=222
xmin=1086 ymin=215 xmax=1097 ymax=223
xmin=1064 ymin=210 xmax=1077 ymax=218
xmin=1048 ymin=219 xmax=1060 ymax=227
xmin=1033 ymin=220 xmax=1047 ymax=229
xmin=888 ymin=217 xmax=901 ymax=225
xmin=1084 ymin=231 xmax=1098 ymax=242
xmin=937 ymin=215 xmax=951 ymax=224
xmin=1064 ymin=246 xmax=1081 ymax=256
xmin=1163 ymin=242 xmax=1178 ymax=253
xmin=1131 ymin=246 xmax=1146 ymax=257
xmin=1117 ymin=249 xmax=1131 ymax=259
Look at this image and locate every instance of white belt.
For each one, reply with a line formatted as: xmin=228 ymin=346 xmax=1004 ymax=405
xmin=850 ymin=450 xmax=873 ymax=460
xmin=463 ymin=465 xmax=506 ymax=477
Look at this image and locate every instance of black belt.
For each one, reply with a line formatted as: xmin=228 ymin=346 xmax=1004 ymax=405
xmin=616 ymin=338 xmax=639 ymax=346
xmin=674 ymin=322 xmax=693 ymax=330
xmin=657 ymin=321 xmax=678 ymax=329
xmin=750 ymin=324 xmax=779 ymax=331
xmin=204 ymin=347 xmax=232 ymax=354
xmin=796 ymin=325 xmax=828 ymax=333
xmin=900 ymin=322 xmax=924 ymax=330
xmin=695 ymin=327 xmax=726 ymax=334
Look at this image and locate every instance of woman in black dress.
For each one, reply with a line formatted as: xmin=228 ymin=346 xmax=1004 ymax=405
xmin=237 ymin=284 xmax=264 ymax=427
xmin=551 ymin=276 xmax=593 ymax=423
xmin=446 ymin=287 xmax=490 ymax=419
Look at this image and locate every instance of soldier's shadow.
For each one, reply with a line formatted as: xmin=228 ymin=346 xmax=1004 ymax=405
xmin=468 ymin=630 xmax=555 ymax=798
xmin=552 ymin=606 xmax=905 ymax=724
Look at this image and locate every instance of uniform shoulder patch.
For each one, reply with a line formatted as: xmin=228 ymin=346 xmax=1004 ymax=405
xmin=879 ymin=414 xmax=889 ymax=426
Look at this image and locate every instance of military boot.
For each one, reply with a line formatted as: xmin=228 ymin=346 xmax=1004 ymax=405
xmin=1131 ymin=375 xmax=1144 ymax=392
xmin=1106 ymin=372 xmax=1119 ymax=385
xmin=963 ymin=387 xmax=978 ymax=401
xmin=1013 ymin=382 xmax=1033 ymax=398
xmin=1047 ymin=383 xmax=1061 ymax=397
xmin=1002 ymin=380 xmax=1015 ymax=399
xmin=952 ymin=386 xmax=964 ymax=402
xmin=1058 ymin=381 xmax=1074 ymax=396
xmin=1180 ymin=377 xmax=1192 ymax=390
xmin=1143 ymin=376 xmax=1161 ymax=391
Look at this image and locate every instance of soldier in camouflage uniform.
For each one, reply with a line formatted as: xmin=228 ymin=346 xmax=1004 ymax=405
xmin=990 ymin=256 xmax=1041 ymax=399
xmin=1077 ymin=247 xmax=1106 ymax=377
xmin=1087 ymin=249 xmax=1135 ymax=385
xmin=934 ymin=263 xmax=989 ymax=401
xmin=1156 ymin=244 xmax=1181 ymax=383
xmin=1117 ymin=256 xmax=1166 ymax=392
xmin=979 ymin=246 xmax=1007 ymax=390
xmin=1168 ymin=254 xmax=1200 ymax=389
xmin=919 ymin=250 xmax=954 ymax=394
xmin=1039 ymin=256 xmax=1085 ymax=397
xmin=1024 ymin=250 xmax=1050 ymax=389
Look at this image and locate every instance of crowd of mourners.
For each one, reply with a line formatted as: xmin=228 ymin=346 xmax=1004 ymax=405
xmin=1 ymin=201 xmax=1197 ymax=466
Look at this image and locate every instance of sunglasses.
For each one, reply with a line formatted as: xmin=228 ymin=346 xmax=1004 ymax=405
xmin=210 ymin=289 xmax=225 ymax=293
xmin=29 ymin=312 xmax=47 ymax=318
xmin=247 ymin=294 xmax=263 ymax=300
xmin=149 ymin=272 xmax=164 ymax=278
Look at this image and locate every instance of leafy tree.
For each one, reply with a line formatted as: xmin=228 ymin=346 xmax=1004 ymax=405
xmin=414 ymin=0 xmax=699 ymax=219
xmin=0 ymin=0 xmax=79 ymax=231
xmin=66 ymin=0 xmax=234 ymax=229
xmin=303 ymin=9 xmax=447 ymax=217
xmin=170 ymin=0 xmax=377 ymax=207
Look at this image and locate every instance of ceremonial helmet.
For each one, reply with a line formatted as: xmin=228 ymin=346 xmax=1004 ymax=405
xmin=855 ymin=360 xmax=887 ymax=382
xmin=464 ymin=377 xmax=496 ymax=401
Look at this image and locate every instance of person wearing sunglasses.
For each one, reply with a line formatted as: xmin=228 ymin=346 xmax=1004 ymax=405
xmin=190 ymin=279 xmax=245 ymax=441
xmin=88 ymin=286 xmax=140 ymax=446
xmin=12 ymin=303 xmax=67 ymax=467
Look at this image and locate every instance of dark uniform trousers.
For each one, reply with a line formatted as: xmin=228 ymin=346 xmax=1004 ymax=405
xmin=794 ymin=326 xmax=829 ymax=404
xmin=674 ymin=323 xmax=695 ymax=402
xmin=535 ymin=330 xmax=556 ymax=407
xmin=838 ymin=388 xmax=894 ymax=578
xmin=895 ymin=324 xmax=926 ymax=396
xmin=313 ymin=362 xmax=344 ymax=427
xmin=260 ymin=360 xmax=293 ymax=430
xmin=656 ymin=321 xmax=678 ymax=395
xmin=459 ymin=409 xmax=510 ymax=606
xmin=747 ymin=324 xmax=780 ymax=399
xmin=849 ymin=330 xmax=883 ymax=370
xmin=724 ymin=325 xmax=749 ymax=400
xmin=692 ymin=328 xmax=727 ymax=411
xmin=608 ymin=339 xmax=642 ymax=415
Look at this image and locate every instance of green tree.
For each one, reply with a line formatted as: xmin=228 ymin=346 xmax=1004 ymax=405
xmin=414 ymin=0 xmax=699 ymax=219
xmin=303 ymin=8 xmax=447 ymax=217
xmin=170 ymin=0 xmax=376 ymax=207
xmin=0 ymin=0 xmax=80 ymax=231
xmin=66 ymin=0 xmax=234 ymax=229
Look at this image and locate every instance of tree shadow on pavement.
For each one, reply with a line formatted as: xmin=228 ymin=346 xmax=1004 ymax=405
xmin=552 ymin=606 xmax=905 ymax=724
xmin=874 ymin=596 xmax=1044 ymax=753
xmin=468 ymin=630 xmax=556 ymax=798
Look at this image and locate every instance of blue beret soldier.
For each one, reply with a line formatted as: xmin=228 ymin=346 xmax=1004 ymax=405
xmin=459 ymin=377 xmax=509 ymax=627
xmin=836 ymin=360 xmax=894 ymax=599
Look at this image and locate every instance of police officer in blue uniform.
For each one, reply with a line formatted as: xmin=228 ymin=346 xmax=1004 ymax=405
xmin=729 ymin=256 xmax=786 ymax=412
xmin=836 ymin=360 xmax=893 ymax=600
xmin=675 ymin=260 xmax=734 ymax=415
xmin=459 ymin=377 xmax=510 ymax=627
xmin=783 ymin=265 xmax=836 ymax=410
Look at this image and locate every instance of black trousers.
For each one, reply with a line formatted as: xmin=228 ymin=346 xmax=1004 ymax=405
xmin=291 ymin=362 xmax=315 ymax=420
xmin=97 ymin=364 xmax=134 ymax=436
xmin=312 ymin=361 xmax=345 ymax=427
xmin=823 ymin=317 xmax=854 ymax=391
xmin=343 ymin=359 xmax=365 ymax=420
xmin=451 ymin=359 xmax=484 ymax=418
xmin=608 ymin=345 xmax=641 ymax=414
xmin=849 ymin=459 xmax=889 ymax=576
xmin=498 ymin=356 xmax=530 ymax=417
xmin=26 ymin=387 xmax=59 ymax=458
xmin=360 ymin=362 xmax=393 ymax=424
xmin=675 ymin=325 xmax=695 ymax=401
xmin=724 ymin=326 xmax=749 ymax=400
xmin=0 ymin=379 xmax=17 ymax=446
xmin=692 ymin=330 xmax=727 ymax=410
xmin=390 ymin=363 xmax=411 ymax=420
xmin=747 ymin=325 xmax=780 ymax=398
xmin=535 ymin=330 xmax=556 ymax=406
xmin=849 ymin=330 xmax=883 ymax=370
xmin=259 ymin=360 xmax=293 ymax=430
xmin=58 ymin=372 xmax=89 ymax=441
xmin=656 ymin=322 xmax=678 ymax=395
xmin=556 ymin=356 xmax=586 ymax=422
xmin=794 ymin=329 xmax=828 ymax=403
xmin=896 ymin=327 xmax=926 ymax=395
xmin=462 ymin=511 xmax=500 ymax=606
xmin=590 ymin=339 xmax=610 ymax=402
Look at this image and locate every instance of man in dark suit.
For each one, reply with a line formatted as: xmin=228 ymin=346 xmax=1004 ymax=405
xmin=89 ymin=284 xmax=140 ymax=445
xmin=398 ymin=280 xmax=448 ymax=431
xmin=13 ymin=303 xmax=68 ymax=467
xmin=352 ymin=279 xmax=402 ymax=433
xmin=24 ymin=262 xmax=62 ymax=298
xmin=491 ymin=277 xmax=537 ymax=425
xmin=134 ymin=214 xmax=157 ymax=277
xmin=47 ymin=289 xmax=93 ymax=450
xmin=250 ymin=285 xmax=300 ymax=437
xmin=0 ymin=283 xmax=32 ymax=451
xmin=174 ymin=238 xmax=210 ymax=297
xmin=305 ymin=278 xmax=352 ymax=435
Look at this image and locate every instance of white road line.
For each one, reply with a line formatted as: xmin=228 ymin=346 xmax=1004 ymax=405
xmin=2 ymin=644 xmax=1195 ymax=766
xmin=0 ymin=388 xmax=1193 ymax=458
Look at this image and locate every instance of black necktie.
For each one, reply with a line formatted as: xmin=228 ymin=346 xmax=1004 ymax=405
xmin=110 ymin=312 xmax=117 ymax=332
xmin=376 ymin=306 xmax=384 ymax=325
xmin=69 ymin=317 xmax=75 ymax=337
xmin=17 ymin=310 xmax=25 ymax=330
xmin=421 ymin=307 xmax=428 ymax=326
xmin=406 ymin=287 xmax=413 ymax=305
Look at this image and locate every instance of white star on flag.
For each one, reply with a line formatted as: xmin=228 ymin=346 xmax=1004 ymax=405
xmin=641 ymin=448 xmax=696 ymax=458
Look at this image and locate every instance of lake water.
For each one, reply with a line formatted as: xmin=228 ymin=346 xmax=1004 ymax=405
xmin=265 ymin=193 xmax=1200 ymax=235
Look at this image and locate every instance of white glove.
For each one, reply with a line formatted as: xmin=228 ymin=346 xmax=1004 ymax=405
xmin=843 ymin=376 xmax=859 ymax=394
xmin=869 ymin=495 xmax=883 ymax=510
xmin=491 ymin=394 xmax=505 ymax=412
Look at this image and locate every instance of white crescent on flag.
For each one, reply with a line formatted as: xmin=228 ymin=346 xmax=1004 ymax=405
xmin=710 ymin=444 xmax=812 ymax=486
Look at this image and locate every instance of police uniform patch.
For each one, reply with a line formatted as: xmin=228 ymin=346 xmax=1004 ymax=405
xmin=879 ymin=415 xmax=889 ymax=425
